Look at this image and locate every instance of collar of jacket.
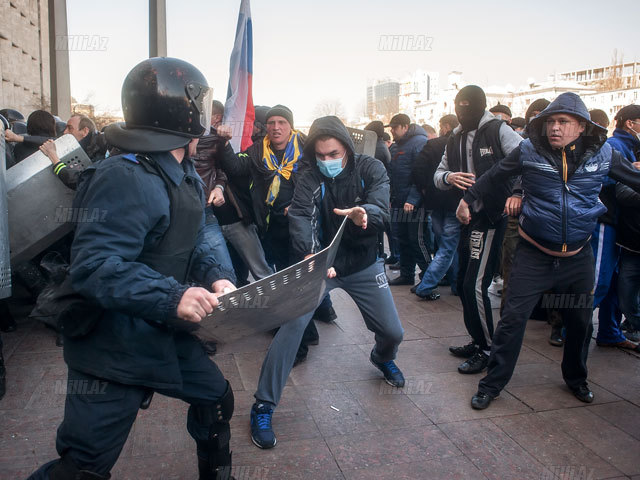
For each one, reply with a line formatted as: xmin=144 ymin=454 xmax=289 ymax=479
xmin=612 ymin=128 xmax=640 ymax=147
xmin=147 ymin=151 xmax=201 ymax=187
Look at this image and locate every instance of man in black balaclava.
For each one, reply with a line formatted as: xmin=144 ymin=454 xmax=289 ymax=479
xmin=455 ymin=85 xmax=487 ymax=132
xmin=434 ymin=85 xmax=523 ymax=376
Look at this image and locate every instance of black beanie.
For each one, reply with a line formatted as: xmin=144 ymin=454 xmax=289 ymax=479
xmin=525 ymin=98 xmax=550 ymax=124
xmin=455 ymin=85 xmax=486 ymax=132
xmin=266 ymin=104 xmax=294 ymax=129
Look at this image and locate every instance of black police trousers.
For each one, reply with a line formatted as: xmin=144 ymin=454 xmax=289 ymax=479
xmin=28 ymin=334 xmax=231 ymax=478
xmin=479 ymin=239 xmax=595 ymax=397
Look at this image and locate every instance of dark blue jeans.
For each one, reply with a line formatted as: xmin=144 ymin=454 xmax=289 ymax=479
xmin=618 ymin=249 xmax=640 ymax=332
xmin=416 ymin=210 xmax=460 ymax=296
xmin=203 ymin=210 xmax=234 ymax=276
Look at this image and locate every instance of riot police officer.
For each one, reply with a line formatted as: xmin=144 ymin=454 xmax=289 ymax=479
xmin=28 ymin=57 xmax=237 ymax=480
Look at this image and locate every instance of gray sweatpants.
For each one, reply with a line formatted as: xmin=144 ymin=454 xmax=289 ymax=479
xmin=254 ymin=258 xmax=404 ymax=407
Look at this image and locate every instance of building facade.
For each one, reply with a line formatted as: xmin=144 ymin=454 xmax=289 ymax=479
xmin=0 ymin=0 xmax=52 ymax=115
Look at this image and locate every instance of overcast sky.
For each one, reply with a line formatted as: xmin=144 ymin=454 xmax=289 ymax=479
xmin=67 ymin=0 xmax=640 ymax=125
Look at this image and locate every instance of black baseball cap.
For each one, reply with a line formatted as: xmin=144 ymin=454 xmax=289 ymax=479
xmin=614 ymin=104 xmax=640 ymax=123
xmin=385 ymin=113 xmax=410 ymax=128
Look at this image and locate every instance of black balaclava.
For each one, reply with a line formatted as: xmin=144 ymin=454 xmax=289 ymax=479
xmin=455 ymin=85 xmax=486 ymax=132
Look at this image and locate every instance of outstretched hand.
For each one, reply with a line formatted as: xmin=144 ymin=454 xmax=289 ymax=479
xmin=333 ymin=206 xmax=367 ymax=229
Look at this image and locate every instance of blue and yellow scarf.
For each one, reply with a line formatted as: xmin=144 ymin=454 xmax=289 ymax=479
xmin=262 ymin=130 xmax=303 ymax=206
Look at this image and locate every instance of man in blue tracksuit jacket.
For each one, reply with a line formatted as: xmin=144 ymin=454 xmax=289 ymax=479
xmin=456 ymin=92 xmax=640 ymax=409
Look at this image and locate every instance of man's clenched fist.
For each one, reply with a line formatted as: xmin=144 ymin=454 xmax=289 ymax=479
xmin=177 ymin=287 xmax=220 ymax=323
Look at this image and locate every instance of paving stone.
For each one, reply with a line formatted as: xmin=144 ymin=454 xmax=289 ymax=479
xmin=439 ymin=418 xmax=551 ymax=480
xmin=341 ymin=455 xmax=486 ymax=480
xmin=233 ymin=438 xmax=345 ymax=479
xmin=290 ymin=344 xmax=380 ymax=386
xmin=492 ymin=413 xmax=623 ymax=479
xmin=295 ymin=382 xmax=378 ymax=438
xmin=343 ymin=378 xmax=432 ymax=430
xmin=539 ymin=408 xmax=640 ymax=476
xmin=587 ymin=401 xmax=640 ymax=441
xmin=328 ymin=425 xmax=461 ymax=472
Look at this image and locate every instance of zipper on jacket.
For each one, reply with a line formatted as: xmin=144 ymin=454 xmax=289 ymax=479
xmin=561 ymin=147 xmax=568 ymax=252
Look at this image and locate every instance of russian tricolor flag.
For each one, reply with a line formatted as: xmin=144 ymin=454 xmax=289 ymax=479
xmin=224 ymin=0 xmax=255 ymax=152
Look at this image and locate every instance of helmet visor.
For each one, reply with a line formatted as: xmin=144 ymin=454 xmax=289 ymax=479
xmin=186 ymin=82 xmax=213 ymax=135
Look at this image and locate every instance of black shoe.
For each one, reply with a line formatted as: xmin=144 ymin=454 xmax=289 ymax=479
xmin=384 ymin=256 xmax=399 ymax=265
xmin=438 ymin=277 xmax=451 ymax=287
xmin=312 ymin=306 xmax=337 ymax=324
xmin=449 ymin=342 xmax=477 ymax=358
xmin=624 ymin=329 xmax=640 ymax=343
xmin=571 ymin=384 xmax=594 ymax=403
xmin=56 ymin=332 xmax=64 ymax=348
xmin=250 ymin=403 xmax=276 ymax=449
xmin=471 ymin=390 xmax=496 ymax=410
xmin=549 ymin=327 xmax=564 ymax=347
xmin=417 ymin=291 xmax=440 ymax=301
xmin=458 ymin=351 xmax=489 ymax=374
xmin=370 ymin=351 xmax=405 ymax=387
xmin=201 ymin=340 xmax=217 ymax=355
xmin=388 ymin=275 xmax=414 ymax=286
xmin=410 ymin=284 xmax=419 ymax=294
xmin=388 ymin=262 xmax=401 ymax=271
xmin=293 ymin=354 xmax=307 ymax=368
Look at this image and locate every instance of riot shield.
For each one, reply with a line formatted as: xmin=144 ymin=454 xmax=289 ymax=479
xmin=6 ymin=134 xmax=92 ymax=265
xmin=0 ymin=124 xmax=11 ymax=299
xmin=186 ymin=218 xmax=347 ymax=344
xmin=347 ymin=127 xmax=377 ymax=157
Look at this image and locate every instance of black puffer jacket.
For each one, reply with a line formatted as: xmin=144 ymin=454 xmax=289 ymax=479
xmin=616 ymin=182 xmax=640 ymax=253
xmin=409 ymin=132 xmax=458 ymax=211
xmin=289 ymin=116 xmax=389 ymax=276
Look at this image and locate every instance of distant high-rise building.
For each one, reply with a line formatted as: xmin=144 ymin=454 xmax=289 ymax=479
xmin=400 ymin=70 xmax=439 ymax=120
xmin=374 ymin=81 xmax=400 ymax=117
xmin=366 ymin=85 xmax=375 ymax=117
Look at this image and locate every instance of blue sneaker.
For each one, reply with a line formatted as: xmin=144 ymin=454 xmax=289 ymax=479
xmin=250 ymin=403 xmax=276 ymax=449
xmin=370 ymin=351 xmax=405 ymax=387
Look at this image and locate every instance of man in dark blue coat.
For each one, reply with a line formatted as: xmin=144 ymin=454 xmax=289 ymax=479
xmin=28 ymin=58 xmax=237 ymax=480
xmin=386 ymin=114 xmax=430 ymax=285
xmin=457 ymin=93 xmax=640 ymax=410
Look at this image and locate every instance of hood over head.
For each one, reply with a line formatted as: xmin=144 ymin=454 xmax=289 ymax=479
xmin=304 ymin=116 xmax=356 ymax=161
xmin=527 ymin=92 xmax=607 ymax=152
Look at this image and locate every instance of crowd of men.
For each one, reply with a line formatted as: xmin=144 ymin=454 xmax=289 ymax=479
xmin=0 ymin=56 xmax=639 ymax=479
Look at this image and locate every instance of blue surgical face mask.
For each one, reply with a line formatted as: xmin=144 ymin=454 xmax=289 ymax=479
xmin=316 ymin=156 xmax=344 ymax=178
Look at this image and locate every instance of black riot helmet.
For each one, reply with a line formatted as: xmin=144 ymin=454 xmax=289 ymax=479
xmin=105 ymin=57 xmax=213 ymax=153
xmin=0 ymin=108 xmax=25 ymax=124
